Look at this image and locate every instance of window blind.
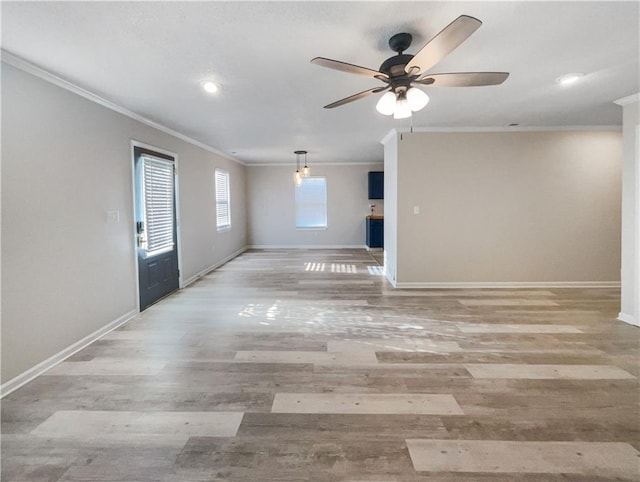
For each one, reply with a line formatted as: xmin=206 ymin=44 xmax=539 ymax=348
xmin=142 ymin=156 xmax=175 ymax=255
xmin=295 ymin=177 xmax=327 ymax=228
xmin=215 ymin=169 xmax=231 ymax=230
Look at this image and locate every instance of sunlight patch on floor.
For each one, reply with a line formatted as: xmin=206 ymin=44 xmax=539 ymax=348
xmin=330 ymin=263 xmax=357 ymax=273
xmin=305 ymin=262 xmax=326 ymax=272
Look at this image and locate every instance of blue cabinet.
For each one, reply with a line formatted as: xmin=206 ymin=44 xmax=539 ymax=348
xmin=366 ymin=217 xmax=384 ymax=248
xmin=368 ymin=171 xmax=384 ymax=199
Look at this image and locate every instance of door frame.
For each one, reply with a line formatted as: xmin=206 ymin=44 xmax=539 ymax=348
xmin=130 ymin=139 xmax=184 ymax=312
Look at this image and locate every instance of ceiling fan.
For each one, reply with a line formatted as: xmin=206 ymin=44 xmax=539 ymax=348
xmin=311 ymin=15 xmax=509 ymax=119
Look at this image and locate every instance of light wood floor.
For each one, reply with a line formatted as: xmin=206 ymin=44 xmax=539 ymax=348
xmin=2 ymin=249 xmax=639 ymax=481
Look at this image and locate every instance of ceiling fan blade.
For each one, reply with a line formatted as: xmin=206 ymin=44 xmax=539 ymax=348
xmin=404 ymin=15 xmax=482 ymax=75
xmin=323 ymin=87 xmax=388 ymax=109
xmin=311 ymin=57 xmax=388 ymax=80
xmin=415 ymin=72 xmax=509 ymax=87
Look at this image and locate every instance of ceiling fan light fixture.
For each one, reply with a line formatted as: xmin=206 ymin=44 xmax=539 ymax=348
xmin=376 ymin=91 xmax=397 ymax=116
xmin=311 ymin=15 xmax=510 ymax=116
xmin=406 ymin=87 xmax=429 ymax=112
xmin=393 ymin=95 xmax=412 ymax=119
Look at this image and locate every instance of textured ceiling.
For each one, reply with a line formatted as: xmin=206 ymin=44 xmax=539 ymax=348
xmin=2 ymin=1 xmax=638 ymax=165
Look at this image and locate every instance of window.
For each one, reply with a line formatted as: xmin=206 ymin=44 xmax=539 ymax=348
xmin=295 ymin=176 xmax=327 ymax=229
xmin=215 ymin=169 xmax=231 ymax=230
xmin=141 ymin=155 xmax=175 ymax=256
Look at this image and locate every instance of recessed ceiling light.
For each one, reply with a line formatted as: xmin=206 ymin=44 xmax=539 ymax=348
xmin=202 ymin=81 xmax=218 ymax=93
xmin=555 ymin=73 xmax=584 ymax=86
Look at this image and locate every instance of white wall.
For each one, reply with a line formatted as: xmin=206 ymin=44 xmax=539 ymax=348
xmin=384 ymin=130 xmax=622 ymax=286
xmin=617 ymin=95 xmax=640 ymax=326
xmin=247 ymin=163 xmax=383 ymax=247
xmin=1 ymin=63 xmax=247 ymax=384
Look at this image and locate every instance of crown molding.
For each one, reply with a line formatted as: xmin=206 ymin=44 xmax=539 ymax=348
xmin=379 ymin=125 xmax=621 ymax=145
xmin=1 ymin=49 xmax=246 ymax=166
xmin=614 ymin=93 xmax=640 ymax=106
xmin=398 ymin=125 xmax=621 ymax=134
xmin=246 ymin=161 xmax=383 ymax=167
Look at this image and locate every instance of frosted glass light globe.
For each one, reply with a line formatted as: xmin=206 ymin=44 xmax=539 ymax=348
xmin=393 ymin=98 xmax=412 ymax=119
xmin=406 ymin=87 xmax=429 ymax=112
xmin=376 ymin=91 xmax=397 ymax=116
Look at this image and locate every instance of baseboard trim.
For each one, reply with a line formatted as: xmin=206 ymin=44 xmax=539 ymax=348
xmin=393 ymin=281 xmax=621 ymax=289
xmin=247 ymin=244 xmax=367 ymax=249
xmin=182 ymin=246 xmax=248 ymax=287
xmin=0 ymin=309 xmax=138 ymax=399
xmin=618 ymin=312 xmax=639 ymax=327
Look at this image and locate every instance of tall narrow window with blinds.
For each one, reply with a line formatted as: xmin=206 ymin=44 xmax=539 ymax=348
xmin=295 ymin=177 xmax=327 ymax=228
xmin=141 ymin=156 xmax=175 ymax=256
xmin=215 ymin=169 xmax=231 ymax=230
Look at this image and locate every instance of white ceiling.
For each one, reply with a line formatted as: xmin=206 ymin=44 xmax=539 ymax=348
xmin=2 ymin=1 xmax=638 ymax=165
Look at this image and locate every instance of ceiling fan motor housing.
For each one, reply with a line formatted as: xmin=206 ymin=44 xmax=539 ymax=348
xmin=379 ymin=33 xmax=420 ymax=92
xmin=380 ymin=53 xmax=418 ymax=93
xmin=379 ymin=54 xmax=413 ymax=76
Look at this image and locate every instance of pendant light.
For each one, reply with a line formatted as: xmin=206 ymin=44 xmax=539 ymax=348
xmin=293 ymin=151 xmax=311 ymax=182
xmin=300 ymin=150 xmax=311 ymax=177
xmin=294 ymin=150 xmax=309 ymax=186
xmin=293 ymin=151 xmax=302 ymax=186
xmin=293 ymin=169 xmax=302 ymax=186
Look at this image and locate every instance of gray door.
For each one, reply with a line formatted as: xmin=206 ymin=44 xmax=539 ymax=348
xmin=134 ymin=146 xmax=179 ymax=311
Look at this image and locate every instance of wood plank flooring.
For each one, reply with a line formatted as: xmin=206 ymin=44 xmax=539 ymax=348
xmin=2 ymin=248 xmax=639 ymax=481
